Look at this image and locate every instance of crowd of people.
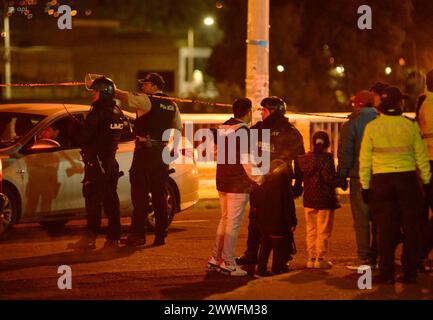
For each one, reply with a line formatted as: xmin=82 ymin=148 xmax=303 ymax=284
xmin=65 ymin=70 xmax=433 ymax=285
xmin=207 ymin=74 xmax=433 ymax=284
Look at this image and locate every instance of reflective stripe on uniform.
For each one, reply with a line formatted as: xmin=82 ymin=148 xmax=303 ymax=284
xmin=372 ymin=146 xmax=413 ymax=154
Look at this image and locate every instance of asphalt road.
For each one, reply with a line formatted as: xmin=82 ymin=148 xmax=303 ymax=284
xmin=0 ymin=199 xmax=432 ymax=300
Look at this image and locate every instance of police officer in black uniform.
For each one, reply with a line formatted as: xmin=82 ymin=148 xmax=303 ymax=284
xmin=237 ymin=96 xmax=305 ymax=266
xmin=70 ymin=76 xmax=125 ymax=250
xmin=116 ymin=73 xmax=182 ymax=247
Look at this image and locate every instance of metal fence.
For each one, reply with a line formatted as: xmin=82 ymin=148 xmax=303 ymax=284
xmin=181 ymin=113 xmax=350 ymax=159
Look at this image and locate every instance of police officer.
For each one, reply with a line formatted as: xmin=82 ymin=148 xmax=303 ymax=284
xmin=237 ymin=96 xmax=305 ymax=266
xmin=359 ymin=86 xmax=431 ymax=284
xmin=116 ymin=73 xmax=181 ymax=247
xmin=416 ymin=70 xmax=433 ymax=271
xmin=70 ymin=76 xmax=125 ymax=250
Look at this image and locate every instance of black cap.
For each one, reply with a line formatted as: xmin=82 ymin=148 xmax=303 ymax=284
xmin=232 ymin=98 xmax=252 ymax=118
xmin=379 ymin=86 xmax=409 ymax=115
xmin=370 ymin=82 xmax=389 ymax=95
xmin=312 ymin=131 xmax=330 ymax=149
xmin=138 ymin=73 xmax=165 ymax=90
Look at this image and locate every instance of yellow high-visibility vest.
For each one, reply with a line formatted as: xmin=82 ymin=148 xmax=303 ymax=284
xmin=359 ymin=114 xmax=431 ymax=189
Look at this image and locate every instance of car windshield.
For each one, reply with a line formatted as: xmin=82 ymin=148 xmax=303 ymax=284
xmin=0 ymin=112 xmax=45 ymax=148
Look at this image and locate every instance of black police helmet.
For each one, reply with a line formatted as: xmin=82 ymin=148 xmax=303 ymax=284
xmin=90 ymin=76 xmax=115 ymax=99
xmin=260 ymin=96 xmax=286 ymax=114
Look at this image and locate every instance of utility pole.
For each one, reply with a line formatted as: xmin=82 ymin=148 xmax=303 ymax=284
xmin=3 ymin=3 xmax=12 ymax=99
xmin=246 ymin=0 xmax=269 ymax=123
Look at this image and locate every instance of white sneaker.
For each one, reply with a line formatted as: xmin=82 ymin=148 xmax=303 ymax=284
xmin=306 ymin=258 xmax=315 ymax=268
xmin=314 ymin=259 xmax=333 ymax=269
xmin=207 ymin=256 xmax=219 ymax=271
xmin=218 ymin=261 xmax=248 ymax=276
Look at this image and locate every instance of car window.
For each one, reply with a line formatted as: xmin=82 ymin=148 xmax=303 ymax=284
xmin=0 ymin=113 xmax=45 ymax=148
xmin=44 ymin=115 xmax=86 ymax=150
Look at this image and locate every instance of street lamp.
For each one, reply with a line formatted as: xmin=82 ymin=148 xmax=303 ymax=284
xmin=203 ymin=17 xmax=215 ymax=26
xmin=187 ymin=16 xmax=215 ymax=86
xmin=2 ymin=5 xmax=12 ymax=99
xmin=385 ymin=66 xmax=392 ymax=76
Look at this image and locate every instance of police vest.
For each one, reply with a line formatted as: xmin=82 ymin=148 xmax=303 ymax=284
xmin=134 ymin=93 xmax=178 ymax=141
xmin=79 ymin=100 xmax=125 ymax=158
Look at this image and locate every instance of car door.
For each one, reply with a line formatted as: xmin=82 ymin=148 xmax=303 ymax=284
xmin=20 ymin=115 xmax=85 ymax=220
xmin=115 ymin=115 xmax=134 ymax=215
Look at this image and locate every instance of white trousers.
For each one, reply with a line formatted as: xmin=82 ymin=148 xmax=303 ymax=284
xmin=304 ymin=208 xmax=335 ymax=259
xmin=212 ymin=192 xmax=249 ymax=266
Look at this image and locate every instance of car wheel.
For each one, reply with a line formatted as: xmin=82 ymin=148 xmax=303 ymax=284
xmin=0 ymin=186 xmax=19 ymax=239
xmin=39 ymin=220 xmax=69 ymax=231
xmin=146 ymin=181 xmax=178 ymax=231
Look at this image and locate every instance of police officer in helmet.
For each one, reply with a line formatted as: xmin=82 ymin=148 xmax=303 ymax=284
xmin=70 ymin=76 xmax=125 ymax=250
xmin=237 ymin=96 xmax=305 ymax=266
xmin=115 ymin=73 xmax=181 ymax=247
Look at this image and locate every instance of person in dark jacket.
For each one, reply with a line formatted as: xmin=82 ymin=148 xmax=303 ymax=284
xmin=299 ymin=131 xmax=340 ymax=269
xmin=256 ymin=159 xmax=298 ymax=276
xmin=237 ymin=96 xmax=305 ymax=271
xmin=69 ymin=76 xmax=125 ymax=250
xmin=207 ymin=98 xmax=263 ymax=276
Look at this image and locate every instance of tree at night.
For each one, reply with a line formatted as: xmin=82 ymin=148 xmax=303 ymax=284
xmin=208 ymin=0 xmax=416 ymax=111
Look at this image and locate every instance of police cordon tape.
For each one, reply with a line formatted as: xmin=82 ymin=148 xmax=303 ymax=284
xmin=0 ymin=81 xmax=348 ymax=119
xmin=0 ymin=82 xmax=85 ymax=87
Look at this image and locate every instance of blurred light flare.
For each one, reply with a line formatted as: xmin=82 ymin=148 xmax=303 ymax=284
xmin=277 ymin=65 xmax=285 ymax=72
xmin=385 ymin=66 xmax=392 ymax=75
xmin=204 ymin=17 xmax=215 ymax=26
xmin=193 ymin=70 xmax=204 ymax=84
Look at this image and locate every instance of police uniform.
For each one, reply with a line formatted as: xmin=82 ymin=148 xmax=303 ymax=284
xmin=128 ymin=92 xmax=181 ymax=245
xmin=359 ymin=86 xmax=431 ymax=282
xmin=78 ymin=98 xmax=125 ymax=243
xmin=239 ymin=107 xmax=305 ymax=265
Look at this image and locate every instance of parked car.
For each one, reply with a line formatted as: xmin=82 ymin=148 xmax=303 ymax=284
xmin=0 ymin=103 xmax=199 ymax=238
